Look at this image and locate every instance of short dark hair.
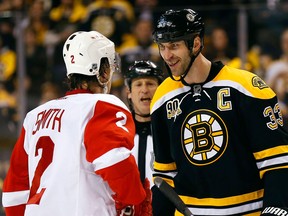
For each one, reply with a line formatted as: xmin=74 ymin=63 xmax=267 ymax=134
xmin=65 ymin=58 xmax=110 ymax=90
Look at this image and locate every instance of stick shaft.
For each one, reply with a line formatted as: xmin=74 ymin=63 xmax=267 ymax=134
xmin=154 ymin=177 xmax=193 ymax=216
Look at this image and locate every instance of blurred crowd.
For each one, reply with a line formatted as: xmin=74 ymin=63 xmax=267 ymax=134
xmin=1 ymin=0 xmax=288 ymax=214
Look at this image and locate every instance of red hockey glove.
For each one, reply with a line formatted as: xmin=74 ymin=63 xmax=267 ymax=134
xmin=134 ymin=178 xmax=152 ymax=216
xmin=117 ymin=205 xmax=135 ymax=216
xmin=114 ymin=194 xmax=135 ymax=216
xmin=114 ymin=195 xmax=131 ymax=216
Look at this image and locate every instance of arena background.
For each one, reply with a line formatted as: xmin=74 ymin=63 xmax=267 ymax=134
xmin=1 ymin=0 xmax=288 ymax=214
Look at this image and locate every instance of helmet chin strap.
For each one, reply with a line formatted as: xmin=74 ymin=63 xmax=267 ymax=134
xmin=96 ymin=69 xmax=114 ymax=94
xmin=102 ymin=85 xmax=108 ymax=94
xmin=180 ymin=47 xmax=202 ymax=86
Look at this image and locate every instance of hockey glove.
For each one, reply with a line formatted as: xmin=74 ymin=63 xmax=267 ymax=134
xmin=134 ymin=178 xmax=152 ymax=216
xmin=117 ymin=205 xmax=135 ymax=216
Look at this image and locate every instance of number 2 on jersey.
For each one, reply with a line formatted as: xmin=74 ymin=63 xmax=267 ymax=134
xmin=116 ymin=111 xmax=129 ymax=132
xmin=27 ymin=136 xmax=54 ymax=205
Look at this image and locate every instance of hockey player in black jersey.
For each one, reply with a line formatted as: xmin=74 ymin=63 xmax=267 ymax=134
xmin=150 ymin=8 xmax=288 ymax=216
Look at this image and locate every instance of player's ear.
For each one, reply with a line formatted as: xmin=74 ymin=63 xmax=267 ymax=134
xmin=126 ymin=87 xmax=132 ymax=99
xmin=193 ymin=36 xmax=201 ymax=49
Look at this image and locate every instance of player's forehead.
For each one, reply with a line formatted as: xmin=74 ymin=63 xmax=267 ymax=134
xmin=131 ymin=76 xmax=158 ymax=84
xmin=158 ymin=40 xmax=185 ymax=47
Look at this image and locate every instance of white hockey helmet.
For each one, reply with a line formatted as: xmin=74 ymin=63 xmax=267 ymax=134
xmin=63 ymin=31 xmax=120 ymax=86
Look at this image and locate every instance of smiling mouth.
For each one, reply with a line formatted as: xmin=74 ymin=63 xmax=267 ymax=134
xmin=168 ymin=61 xmax=179 ymax=67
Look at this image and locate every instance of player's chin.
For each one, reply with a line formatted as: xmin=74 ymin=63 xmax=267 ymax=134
xmin=139 ymin=106 xmax=150 ymax=115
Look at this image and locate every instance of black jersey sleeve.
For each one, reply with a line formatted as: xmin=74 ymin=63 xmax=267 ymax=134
xmin=236 ymin=76 xmax=288 ymax=209
xmin=262 ymin=169 xmax=288 ymax=209
xmin=150 ymin=80 xmax=179 ymax=215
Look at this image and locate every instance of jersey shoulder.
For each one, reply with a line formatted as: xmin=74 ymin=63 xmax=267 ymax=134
xmin=95 ymin=93 xmax=130 ymax=111
xmin=212 ymin=65 xmax=276 ymax=99
xmin=151 ymin=77 xmax=188 ymax=114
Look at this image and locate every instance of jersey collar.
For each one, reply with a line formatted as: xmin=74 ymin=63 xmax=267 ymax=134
xmin=65 ymin=89 xmax=93 ymax=96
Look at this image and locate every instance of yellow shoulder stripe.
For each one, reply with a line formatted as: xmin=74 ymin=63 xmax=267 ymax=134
xmin=151 ymin=78 xmax=186 ymax=113
xmin=151 ymin=78 xmax=183 ymax=107
xmin=214 ymin=66 xmax=276 ymax=99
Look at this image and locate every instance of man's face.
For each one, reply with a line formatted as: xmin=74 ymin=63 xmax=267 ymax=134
xmin=129 ymin=77 xmax=159 ymax=116
xmin=158 ymin=40 xmax=191 ymax=77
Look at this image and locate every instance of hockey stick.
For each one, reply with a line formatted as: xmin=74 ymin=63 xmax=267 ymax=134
xmin=154 ymin=177 xmax=194 ymax=216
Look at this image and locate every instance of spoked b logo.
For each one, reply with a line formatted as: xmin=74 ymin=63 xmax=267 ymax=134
xmin=181 ymin=109 xmax=228 ymax=166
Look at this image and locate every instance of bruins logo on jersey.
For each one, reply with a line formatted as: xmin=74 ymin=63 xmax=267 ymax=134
xmin=252 ymin=76 xmax=268 ymax=90
xmin=181 ymin=109 xmax=228 ymax=166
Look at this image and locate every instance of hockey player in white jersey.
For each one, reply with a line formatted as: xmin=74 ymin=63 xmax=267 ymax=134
xmin=2 ymin=31 xmax=146 ymax=216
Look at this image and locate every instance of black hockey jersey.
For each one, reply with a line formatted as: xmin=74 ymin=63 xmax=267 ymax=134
xmin=150 ymin=61 xmax=288 ymax=215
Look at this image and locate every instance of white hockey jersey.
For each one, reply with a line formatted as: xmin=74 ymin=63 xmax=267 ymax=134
xmin=2 ymin=90 xmax=145 ymax=216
